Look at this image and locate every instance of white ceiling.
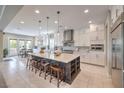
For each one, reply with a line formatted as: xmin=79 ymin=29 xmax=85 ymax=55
xmin=4 ymin=5 xmax=109 ymax=36
xmin=0 ymin=5 xmax=23 ymax=31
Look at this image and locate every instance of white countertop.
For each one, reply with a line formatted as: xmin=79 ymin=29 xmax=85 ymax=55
xmin=29 ymin=52 xmax=80 ymax=63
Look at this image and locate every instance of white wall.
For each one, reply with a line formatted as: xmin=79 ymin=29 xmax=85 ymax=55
xmin=105 ymin=10 xmax=112 ymax=76
xmin=0 ymin=31 xmax=3 ymax=62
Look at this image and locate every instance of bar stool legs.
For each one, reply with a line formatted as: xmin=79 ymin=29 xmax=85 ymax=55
xmin=39 ymin=62 xmax=50 ymax=80
xmin=50 ymin=68 xmax=52 ymax=83
xmin=57 ymin=71 xmax=60 ymax=88
xmin=49 ymin=66 xmax=64 ymax=88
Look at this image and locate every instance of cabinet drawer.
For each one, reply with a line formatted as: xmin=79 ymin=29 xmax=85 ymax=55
xmin=89 ymin=52 xmax=105 ymax=66
xmin=80 ymin=53 xmax=89 ymax=63
xmin=96 ymin=54 xmax=105 ymax=65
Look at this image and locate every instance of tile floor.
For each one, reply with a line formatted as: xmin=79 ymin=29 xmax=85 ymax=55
xmin=0 ymin=56 xmax=113 ymax=88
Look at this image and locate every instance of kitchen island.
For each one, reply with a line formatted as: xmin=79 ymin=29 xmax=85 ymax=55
xmin=28 ymin=52 xmax=80 ymax=84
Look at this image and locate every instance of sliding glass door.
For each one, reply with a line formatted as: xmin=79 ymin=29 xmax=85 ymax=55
xmin=19 ymin=40 xmax=25 ymax=50
xmin=9 ymin=39 xmax=17 ymax=56
xmin=26 ymin=40 xmax=32 ymax=49
xmin=9 ymin=39 xmax=33 ymax=56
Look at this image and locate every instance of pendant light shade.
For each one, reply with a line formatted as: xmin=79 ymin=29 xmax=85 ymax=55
xmin=56 ymin=11 xmax=60 ymax=47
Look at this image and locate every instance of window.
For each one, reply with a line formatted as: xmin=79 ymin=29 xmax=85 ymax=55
xmin=19 ymin=40 xmax=25 ymax=49
xmin=9 ymin=39 xmax=17 ymax=56
xmin=26 ymin=40 xmax=32 ymax=49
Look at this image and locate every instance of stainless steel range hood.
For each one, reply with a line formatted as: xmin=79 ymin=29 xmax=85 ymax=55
xmin=63 ymin=29 xmax=74 ymax=46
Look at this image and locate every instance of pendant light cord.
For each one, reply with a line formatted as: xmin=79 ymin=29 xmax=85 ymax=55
xmin=57 ymin=11 xmax=60 ymax=33
xmin=57 ymin=11 xmax=60 ymax=47
xmin=46 ymin=16 xmax=50 ymax=50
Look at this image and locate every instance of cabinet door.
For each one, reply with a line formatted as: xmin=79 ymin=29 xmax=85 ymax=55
xmin=89 ymin=52 xmax=105 ymax=66
xmin=74 ymin=31 xmax=79 ymax=46
xmin=84 ymin=32 xmax=90 ymax=46
xmin=96 ymin=53 xmax=105 ymax=66
xmin=90 ymin=31 xmax=97 ymax=44
xmin=80 ymin=53 xmax=89 ymax=63
xmin=89 ymin=52 xmax=97 ymax=64
xmin=97 ymin=31 xmax=104 ymax=41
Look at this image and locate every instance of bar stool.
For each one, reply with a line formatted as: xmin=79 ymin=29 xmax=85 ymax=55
xmin=39 ymin=59 xmax=50 ymax=79
xmin=26 ymin=55 xmax=35 ymax=71
xmin=34 ymin=58 xmax=41 ymax=74
xmin=49 ymin=64 xmax=64 ymax=88
xmin=26 ymin=54 xmax=32 ymax=69
xmin=28 ymin=59 xmax=37 ymax=71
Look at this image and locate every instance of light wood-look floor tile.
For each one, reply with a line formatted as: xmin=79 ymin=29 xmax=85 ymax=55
xmin=0 ymin=56 xmax=113 ymax=88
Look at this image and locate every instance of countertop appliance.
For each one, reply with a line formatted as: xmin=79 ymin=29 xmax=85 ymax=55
xmin=63 ymin=29 xmax=74 ymax=46
xmin=63 ymin=29 xmax=74 ymax=54
xmin=111 ymin=13 xmax=124 ymax=88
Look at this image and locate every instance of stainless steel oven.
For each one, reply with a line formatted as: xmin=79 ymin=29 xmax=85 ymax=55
xmin=90 ymin=44 xmax=104 ymax=51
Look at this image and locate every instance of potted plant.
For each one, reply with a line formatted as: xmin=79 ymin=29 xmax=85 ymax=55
xmin=3 ymin=48 xmax=8 ymax=58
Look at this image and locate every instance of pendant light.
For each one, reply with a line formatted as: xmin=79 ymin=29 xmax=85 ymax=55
xmin=57 ymin=11 xmax=60 ymax=34
xmin=37 ymin=20 xmax=42 ymax=47
xmin=46 ymin=16 xmax=50 ymax=50
xmin=38 ymin=20 xmax=42 ymax=35
xmin=57 ymin=11 xmax=60 ymax=47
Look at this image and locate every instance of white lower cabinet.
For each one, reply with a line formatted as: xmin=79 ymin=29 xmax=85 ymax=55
xmin=80 ymin=53 xmax=90 ymax=63
xmin=96 ymin=52 xmax=105 ymax=66
xmin=79 ymin=51 xmax=105 ymax=66
xmin=89 ymin=51 xmax=105 ymax=66
xmin=89 ymin=52 xmax=97 ymax=64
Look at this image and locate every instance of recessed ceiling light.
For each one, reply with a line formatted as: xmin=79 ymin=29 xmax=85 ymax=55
xmin=35 ymin=10 xmax=40 ymax=14
xmin=84 ymin=9 xmax=89 ymax=13
xmin=54 ymin=21 xmax=58 ymax=24
xmin=39 ymin=26 xmax=42 ymax=29
xmin=20 ymin=21 xmax=24 ymax=24
xmin=88 ymin=21 xmax=92 ymax=24
xmin=65 ymin=26 xmax=67 ymax=29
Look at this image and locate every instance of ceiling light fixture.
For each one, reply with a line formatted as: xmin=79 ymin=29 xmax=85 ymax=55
xmin=20 ymin=21 xmax=24 ymax=24
xmin=54 ymin=21 xmax=58 ymax=24
xmin=39 ymin=26 xmax=42 ymax=30
xmin=35 ymin=10 xmax=40 ymax=14
xmin=88 ymin=21 xmax=92 ymax=24
xmin=84 ymin=9 xmax=89 ymax=13
xmin=46 ymin=16 xmax=50 ymax=50
xmin=65 ymin=26 xmax=67 ymax=29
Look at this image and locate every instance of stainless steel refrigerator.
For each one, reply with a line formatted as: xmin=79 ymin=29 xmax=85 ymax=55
xmin=111 ymin=13 xmax=124 ymax=88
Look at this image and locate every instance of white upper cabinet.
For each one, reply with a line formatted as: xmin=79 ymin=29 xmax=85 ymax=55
xmin=74 ymin=24 xmax=105 ymax=46
xmin=90 ymin=24 xmax=105 ymax=44
xmin=74 ymin=30 xmax=80 ymax=46
xmin=74 ymin=29 xmax=90 ymax=46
